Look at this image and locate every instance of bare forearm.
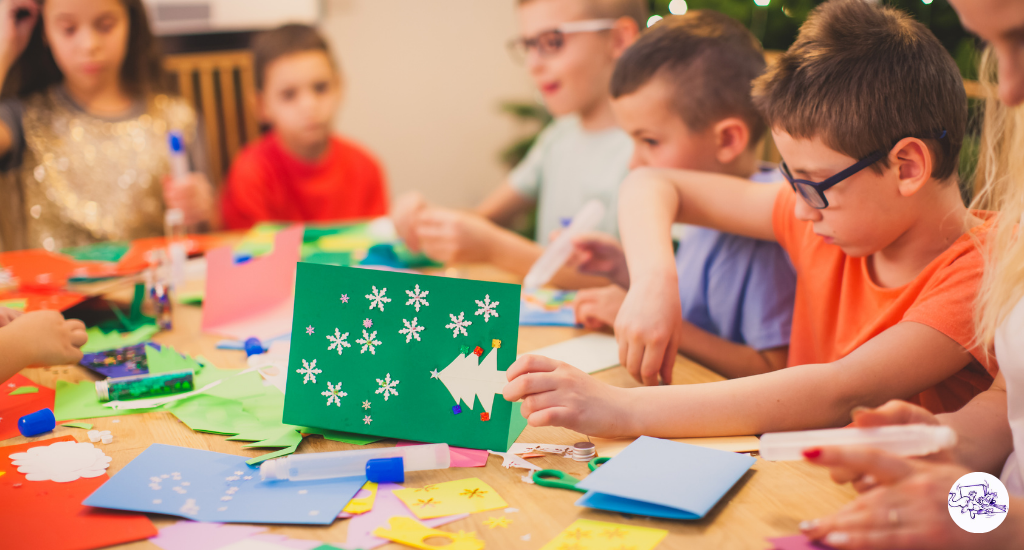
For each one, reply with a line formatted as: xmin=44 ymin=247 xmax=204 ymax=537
xmin=677 ymin=320 xmax=785 ymax=379
xmin=0 ymin=327 xmax=31 ymax=380
xmin=485 ymin=227 xmax=607 ymax=288
xmin=619 ymin=173 xmax=679 ymax=285
xmin=475 ymin=182 xmax=533 ymax=227
xmin=937 ymin=387 xmax=1012 ymax=474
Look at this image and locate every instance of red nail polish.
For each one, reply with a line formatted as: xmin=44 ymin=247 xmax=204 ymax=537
xmin=802 ymin=448 xmax=822 ymax=459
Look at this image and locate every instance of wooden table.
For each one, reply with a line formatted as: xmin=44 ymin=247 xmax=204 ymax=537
xmin=3 ymin=263 xmax=856 ymax=550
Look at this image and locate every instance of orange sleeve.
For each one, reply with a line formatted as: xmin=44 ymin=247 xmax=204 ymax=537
xmin=220 ymin=147 xmax=273 ymax=230
xmin=772 ymin=184 xmax=800 ymax=265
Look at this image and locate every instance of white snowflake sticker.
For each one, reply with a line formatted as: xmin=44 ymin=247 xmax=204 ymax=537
xmin=321 ymin=381 xmax=347 ymax=406
xmin=9 ymin=441 xmax=112 ymax=482
xmin=297 ymin=359 xmax=321 ymax=384
xmin=375 ymin=373 xmax=399 ymax=401
xmin=327 ymin=328 xmax=351 ymax=355
xmin=305 ymin=325 xmax=314 ymax=335
xmin=357 ymin=329 xmax=382 ymax=355
xmin=405 ymin=284 xmax=430 ymax=312
xmin=366 ymin=286 xmax=391 ymax=312
xmin=363 ymin=415 xmax=372 ymax=425
xmin=475 ymin=294 xmax=500 ymax=322
xmin=399 ymin=317 xmax=424 ymax=343
xmin=445 ymin=312 xmax=472 ymax=338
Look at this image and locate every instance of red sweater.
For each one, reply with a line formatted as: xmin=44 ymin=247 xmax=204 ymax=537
xmin=221 ymin=133 xmax=389 ymax=229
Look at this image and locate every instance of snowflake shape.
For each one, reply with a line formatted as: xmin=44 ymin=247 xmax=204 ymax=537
xmin=405 ymin=284 xmax=430 ymax=311
xmin=363 ymin=415 xmax=372 ymax=425
xmin=357 ymin=330 xmax=382 ymax=355
xmin=341 ymin=294 xmax=349 ymax=303
xmin=365 ymin=286 xmax=391 ymax=312
xmin=305 ymin=325 xmax=314 ymax=335
xmin=9 ymin=441 xmax=111 ymax=482
xmin=363 ymin=318 xmax=373 ymax=329
xmin=445 ymin=312 xmax=472 ymax=338
xmin=296 ymin=359 xmax=321 ymax=384
xmin=399 ymin=317 xmax=424 ymax=343
xmin=362 ymin=400 xmax=371 ymax=410
xmin=321 ymin=381 xmax=347 ymax=406
xmin=474 ymin=294 xmax=500 ymax=323
xmin=326 ymin=328 xmax=351 ymax=355
xmin=375 ymin=373 xmax=399 ymax=401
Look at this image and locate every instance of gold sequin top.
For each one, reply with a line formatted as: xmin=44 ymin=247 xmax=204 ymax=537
xmin=0 ymin=86 xmax=199 ymax=251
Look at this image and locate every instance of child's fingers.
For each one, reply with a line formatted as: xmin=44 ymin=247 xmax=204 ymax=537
xmin=850 ymin=400 xmax=938 ymax=428
xmin=69 ymin=327 xmax=88 ymax=348
xmin=521 ymin=387 xmax=569 ymax=418
xmin=525 ymin=406 xmax=575 ymax=429
xmin=504 ymin=354 xmax=560 ymax=383
xmin=639 ymin=341 xmax=666 ymax=386
xmin=804 ymin=446 xmax=915 ymax=487
xmin=504 ymin=371 xmax=562 ymax=404
xmin=624 ymin=337 xmax=646 ymax=382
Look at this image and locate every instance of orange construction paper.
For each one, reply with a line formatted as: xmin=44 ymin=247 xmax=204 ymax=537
xmin=0 ymin=374 xmax=56 ymax=441
xmin=0 ymin=435 xmax=157 ymax=550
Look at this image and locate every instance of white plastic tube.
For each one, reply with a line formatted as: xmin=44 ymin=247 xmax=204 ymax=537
xmin=260 ymin=443 xmax=451 ymax=481
xmin=523 ymin=199 xmax=606 ymax=290
xmin=759 ymin=424 xmax=957 ymax=461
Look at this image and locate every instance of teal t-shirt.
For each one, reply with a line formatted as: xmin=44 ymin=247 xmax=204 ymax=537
xmin=507 ymin=115 xmax=633 ymax=245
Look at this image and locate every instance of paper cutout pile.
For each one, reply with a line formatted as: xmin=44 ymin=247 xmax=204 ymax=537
xmin=9 ymin=440 xmax=112 ymax=482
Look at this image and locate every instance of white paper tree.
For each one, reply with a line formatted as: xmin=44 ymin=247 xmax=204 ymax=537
xmin=435 ymin=349 xmax=508 ymax=414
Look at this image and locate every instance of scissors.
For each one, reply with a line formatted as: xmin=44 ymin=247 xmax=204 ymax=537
xmin=532 ymin=456 xmax=610 ymax=493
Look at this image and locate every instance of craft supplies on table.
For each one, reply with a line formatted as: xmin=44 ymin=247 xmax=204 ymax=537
xmin=759 ymin=424 xmax=957 ymax=461
xmin=260 ymin=443 xmax=450 ymax=482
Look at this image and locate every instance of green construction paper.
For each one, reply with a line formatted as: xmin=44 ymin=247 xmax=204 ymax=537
xmin=61 ymin=241 xmax=130 ymax=263
xmin=60 ymin=421 xmax=93 ymax=429
xmin=145 ymin=344 xmax=200 ymax=375
xmin=283 ymin=264 xmax=524 ymax=451
xmin=299 ymin=426 xmax=385 ymax=445
xmin=246 ymin=442 xmax=300 ymax=466
xmin=311 ymin=545 xmax=344 ymax=550
xmin=0 ymin=298 xmax=27 ymax=311
xmin=176 ymin=291 xmax=204 ymax=305
xmin=8 ymin=385 xmax=39 ymax=395
xmin=238 ymin=426 xmax=303 ymax=449
xmin=302 ymin=251 xmax=353 ymax=266
xmin=81 ymin=325 xmax=160 ymax=353
xmin=54 ymin=379 xmax=146 ymax=421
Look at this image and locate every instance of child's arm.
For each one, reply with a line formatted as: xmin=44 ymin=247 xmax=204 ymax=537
xmin=0 ymin=306 xmax=21 ymax=327
xmin=0 ymin=310 xmax=87 ymax=381
xmin=504 ymin=321 xmax=975 ymax=438
xmin=615 ymin=168 xmax=783 ymax=385
xmin=0 ymin=0 xmax=39 ymax=158
xmin=475 ymin=181 xmax=536 ymax=228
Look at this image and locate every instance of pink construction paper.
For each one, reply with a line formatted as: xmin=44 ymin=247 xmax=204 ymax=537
xmin=340 ymin=483 xmax=468 ymax=550
xmin=397 ymin=441 xmax=489 ymax=468
xmin=768 ymin=535 xmax=837 ymax=550
xmin=149 ymin=521 xmax=324 ymax=550
xmin=202 ymin=225 xmax=302 ymax=340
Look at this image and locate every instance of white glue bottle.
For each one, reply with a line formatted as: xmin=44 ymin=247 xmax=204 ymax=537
xmin=260 ymin=443 xmax=451 ymax=482
xmin=759 ymin=424 xmax=957 ymax=461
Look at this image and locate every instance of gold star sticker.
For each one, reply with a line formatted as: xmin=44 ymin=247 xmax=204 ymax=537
xmin=600 ymin=528 xmax=628 ymax=539
xmin=413 ymin=484 xmax=439 ymax=492
xmin=414 ymin=497 xmax=441 ymax=508
xmin=483 ymin=516 xmax=511 ymax=529
xmin=460 ymin=488 xmax=488 ymax=499
xmin=564 ymin=528 xmax=592 ymax=541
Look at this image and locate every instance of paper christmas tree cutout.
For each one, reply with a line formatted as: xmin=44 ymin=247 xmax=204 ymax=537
xmin=436 ymin=350 xmax=507 ymax=415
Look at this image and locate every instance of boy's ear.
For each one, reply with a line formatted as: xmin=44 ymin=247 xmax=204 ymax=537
xmin=609 ymin=16 xmax=641 ymax=58
xmin=712 ymin=117 xmax=750 ymax=166
xmin=890 ymin=137 xmax=933 ymax=198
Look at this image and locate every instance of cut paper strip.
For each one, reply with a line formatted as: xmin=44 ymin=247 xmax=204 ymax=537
xmin=392 ymin=477 xmax=507 ymax=519
xmin=61 ymin=422 xmax=94 ymax=429
xmin=507 ymin=443 xmax=573 ymax=457
xmin=488 ymin=450 xmax=542 ymax=472
xmin=339 ymin=481 xmax=378 ymax=516
xmin=539 ymin=519 xmax=668 ymax=550
xmin=519 ymin=288 xmax=577 ymax=327
xmin=373 ymin=517 xmax=484 ymax=550
xmin=521 ymin=332 xmax=620 ymax=374
xmin=203 ymin=225 xmax=302 ymax=340
xmin=591 ymin=434 xmax=760 ymax=456
xmin=82 ymin=443 xmax=364 ymax=524
xmin=0 ymin=435 xmax=157 ymax=550
xmin=575 ymin=436 xmax=755 ymax=520
xmin=80 ymin=324 xmax=160 ymax=353
xmin=1 ymin=374 xmax=55 ymax=441
xmin=398 ymin=441 xmax=489 ymax=468
xmin=8 ymin=385 xmax=39 ymax=395
xmin=340 ymin=482 xmax=468 ymax=550
xmin=768 ymin=535 xmax=838 ymax=550
xmin=150 ymin=521 xmax=325 ymax=550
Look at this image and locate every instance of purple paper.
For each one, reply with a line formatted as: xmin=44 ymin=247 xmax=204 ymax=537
xmin=249 ymin=534 xmax=324 ymax=549
xmin=767 ymin=535 xmax=837 ymax=550
xmin=149 ymin=521 xmax=324 ymax=550
xmin=341 ymin=483 xmax=468 ymax=550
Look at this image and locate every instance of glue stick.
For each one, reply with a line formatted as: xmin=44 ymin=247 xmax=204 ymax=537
xmin=260 ymin=443 xmax=451 ymax=482
xmin=759 ymin=424 xmax=957 ymax=461
xmin=95 ymin=369 xmax=195 ymax=402
xmin=523 ymin=199 xmax=605 ymax=290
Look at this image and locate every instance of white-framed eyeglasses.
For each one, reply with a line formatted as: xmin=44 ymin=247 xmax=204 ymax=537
xmin=507 ymin=18 xmax=617 ymax=61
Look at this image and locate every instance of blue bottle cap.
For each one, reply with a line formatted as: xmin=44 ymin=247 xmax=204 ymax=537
xmin=18 ymin=408 xmax=55 ymax=437
xmin=365 ymin=457 xmax=404 ymax=483
xmin=244 ymin=337 xmax=264 ymax=357
xmin=169 ymin=131 xmax=185 ymax=153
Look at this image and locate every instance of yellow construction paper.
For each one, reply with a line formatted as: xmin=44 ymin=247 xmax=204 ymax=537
xmin=343 ymin=481 xmax=378 ymax=515
xmin=373 ymin=517 xmax=484 ymax=550
xmin=482 ymin=516 xmax=511 ymax=529
xmin=392 ymin=477 xmax=507 ymax=519
xmin=540 ymin=519 xmax=668 ymax=550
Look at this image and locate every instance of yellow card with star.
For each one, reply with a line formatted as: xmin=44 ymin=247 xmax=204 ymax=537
xmin=391 ymin=477 xmax=507 ymax=519
xmin=540 ymin=519 xmax=668 ymax=550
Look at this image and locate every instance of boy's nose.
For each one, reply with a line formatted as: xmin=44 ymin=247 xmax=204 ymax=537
xmin=627 ymin=150 xmax=646 ymax=170
xmin=793 ymin=193 xmax=823 ymax=222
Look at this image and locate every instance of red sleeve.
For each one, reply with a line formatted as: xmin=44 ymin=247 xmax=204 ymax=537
xmin=359 ymin=150 xmax=389 ymax=218
xmin=220 ymin=145 xmax=274 ymax=230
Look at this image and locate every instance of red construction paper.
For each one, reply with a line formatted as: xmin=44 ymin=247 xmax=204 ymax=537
xmin=0 ymin=289 xmax=88 ymax=312
xmin=115 ymin=235 xmax=223 ymax=275
xmin=0 ymin=374 xmax=56 ymax=441
xmin=0 ymin=435 xmax=157 ymax=550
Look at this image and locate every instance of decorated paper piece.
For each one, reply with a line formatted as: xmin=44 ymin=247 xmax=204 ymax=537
xmin=397 ymin=441 xmax=489 ymax=468
xmin=341 ymin=482 xmax=468 ymax=550
xmin=519 ymin=288 xmax=576 ymax=327
xmin=539 ymin=519 xmax=668 ymax=550
xmin=83 ymin=443 xmax=364 ymax=524
xmin=507 ymin=443 xmax=573 ymax=457
xmin=0 ymin=436 xmax=157 ymax=550
xmin=284 ymin=264 xmax=524 ymax=451
xmin=149 ymin=521 xmax=324 ymax=550
xmin=0 ymin=374 xmax=55 ymax=441
xmin=80 ymin=342 xmax=155 ymax=378
xmin=488 ymin=451 xmax=542 ymax=472
xmin=9 ymin=440 xmax=111 ymax=482
xmin=392 ymin=477 xmax=507 ymax=519
xmin=373 ymin=517 xmax=484 ymax=550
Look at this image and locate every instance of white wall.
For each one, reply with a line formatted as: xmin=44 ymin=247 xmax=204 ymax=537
xmin=320 ymin=0 xmax=539 ymax=209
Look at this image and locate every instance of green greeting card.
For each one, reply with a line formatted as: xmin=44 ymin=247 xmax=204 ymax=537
xmin=282 ymin=264 xmax=526 ymax=451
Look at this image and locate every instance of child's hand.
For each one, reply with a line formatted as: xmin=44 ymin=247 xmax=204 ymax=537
xmin=564 ymin=233 xmax=629 ymax=288
xmin=163 ymin=173 xmax=213 ymax=227
xmin=502 ymin=355 xmax=636 ymax=437
xmin=613 ymin=270 xmax=681 ymax=386
xmin=850 ymin=400 xmax=942 ymax=428
xmin=6 ymin=310 xmax=87 ymax=366
xmin=391 ymin=192 xmax=428 ymax=252
xmin=574 ymin=285 xmax=626 ymax=330
xmin=413 ymin=207 xmax=496 ymax=264
xmin=0 ymin=306 xmax=21 ymax=327
xmin=0 ymin=0 xmax=39 ymax=74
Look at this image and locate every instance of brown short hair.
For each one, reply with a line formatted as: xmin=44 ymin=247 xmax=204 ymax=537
xmin=610 ymin=11 xmax=767 ymax=147
xmin=252 ymin=24 xmax=337 ymax=90
xmin=517 ymin=0 xmax=648 ymax=32
xmin=753 ymin=0 xmax=966 ymax=180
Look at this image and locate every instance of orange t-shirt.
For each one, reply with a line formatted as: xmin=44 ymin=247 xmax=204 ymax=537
xmin=772 ymin=186 xmax=997 ymax=413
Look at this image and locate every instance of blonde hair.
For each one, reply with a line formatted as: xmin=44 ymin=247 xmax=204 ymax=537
xmin=972 ymin=47 xmax=1024 ymax=346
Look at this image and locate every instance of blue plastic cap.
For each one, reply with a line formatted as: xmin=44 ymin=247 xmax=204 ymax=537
xmin=169 ymin=131 xmax=185 ymax=153
xmin=18 ymin=408 xmax=55 ymax=437
xmin=244 ymin=337 xmax=264 ymax=357
xmin=365 ymin=457 xmax=404 ymax=483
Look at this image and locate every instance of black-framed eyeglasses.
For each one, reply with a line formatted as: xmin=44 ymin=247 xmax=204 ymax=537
xmin=507 ymin=18 xmax=616 ymax=62
xmin=780 ymin=131 xmax=948 ymax=209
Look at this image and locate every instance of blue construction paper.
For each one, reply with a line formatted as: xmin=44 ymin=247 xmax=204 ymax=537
xmin=574 ymin=436 xmax=755 ymax=519
xmin=83 ymin=444 xmax=364 ymax=525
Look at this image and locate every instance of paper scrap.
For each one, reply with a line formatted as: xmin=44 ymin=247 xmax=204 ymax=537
xmin=9 ymin=440 xmax=111 ymax=482
xmin=521 ymin=333 xmax=620 ymax=374
xmin=482 ymin=516 xmax=511 ymax=529
xmin=519 ymin=288 xmax=576 ymax=326
xmin=540 ymin=519 xmax=668 ymax=550
xmin=81 ymin=324 xmax=160 ymax=353
xmin=339 ymin=481 xmax=378 ymax=516
xmin=398 ymin=441 xmax=489 ymax=468
xmin=60 ymin=421 xmax=93 ymax=429
xmin=340 ymin=482 xmax=468 ymax=550
xmin=488 ymin=450 xmax=542 ymax=471
xmin=507 ymin=443 xmax=573 ymax=457
xmin=0 ymin=374 xmax=54 ymax=441
xmin=373 ymin=517 xmax=484 ymax=550
xmin=392 ymin=477 xmax=507 ymax=519
xmin=8 ymin=385 xmax=39 ymax=395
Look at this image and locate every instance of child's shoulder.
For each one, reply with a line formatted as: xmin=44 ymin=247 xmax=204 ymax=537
xmin=328 ymin=134 xmax=383 ymax=171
